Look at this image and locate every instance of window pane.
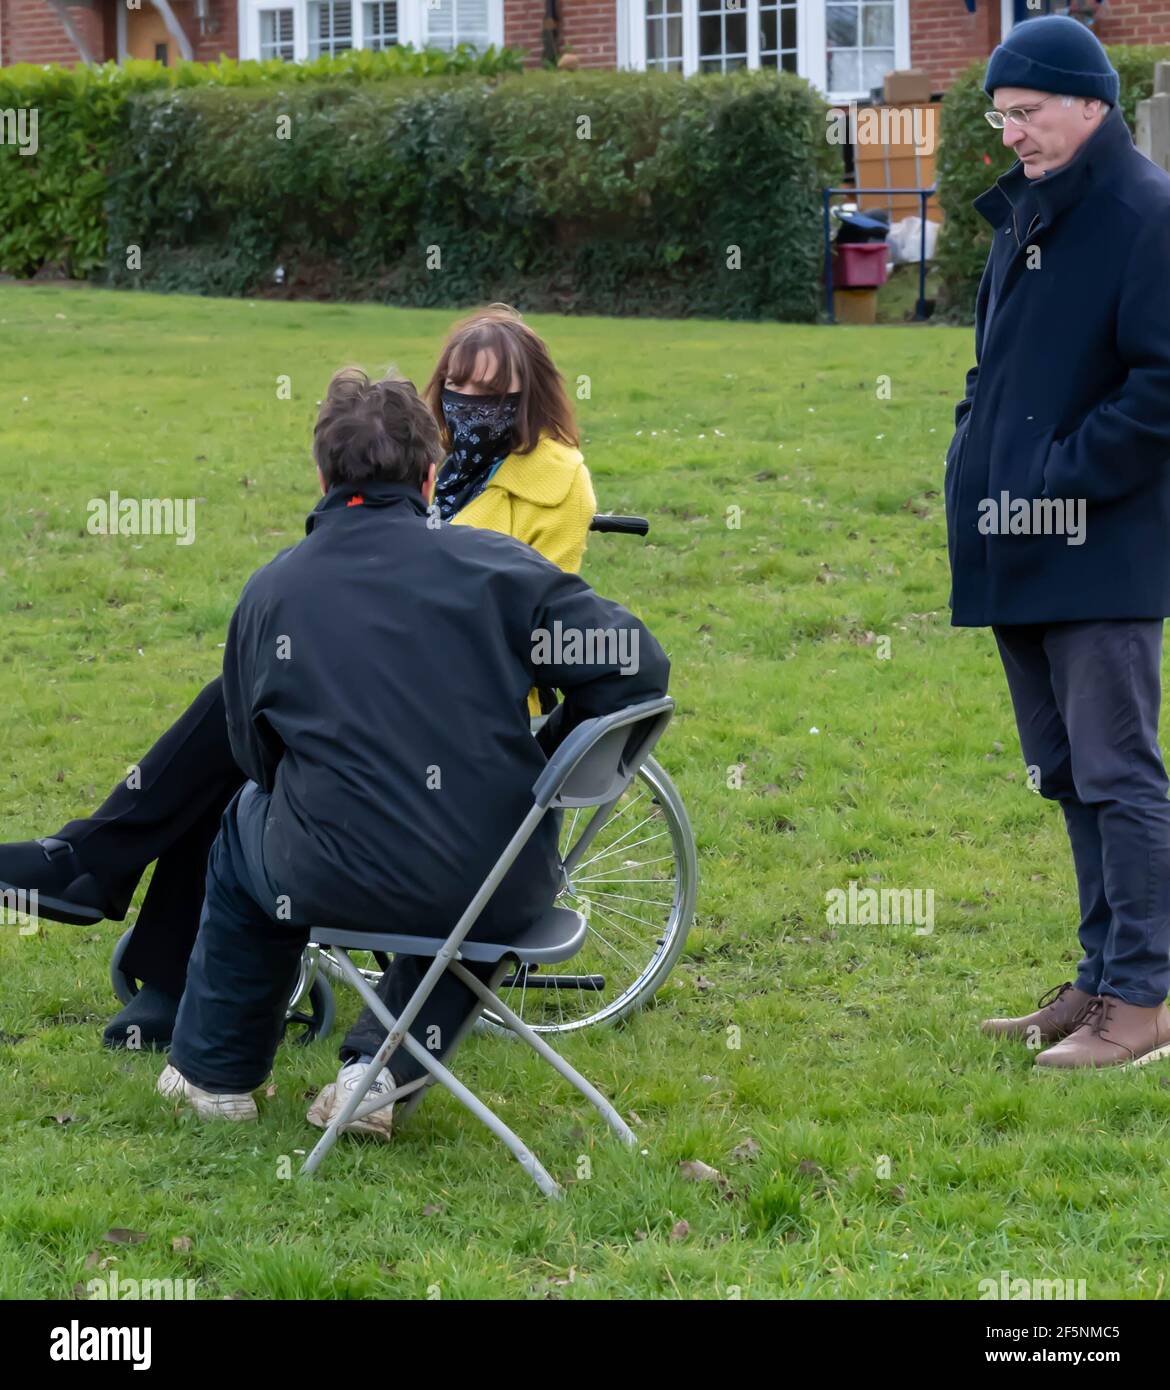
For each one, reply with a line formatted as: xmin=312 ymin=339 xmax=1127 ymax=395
xmin=828 ymin=49 xmax=859 ymax=91
xmin=647 ymin=8 xmax=683 ymax=67
xmin=759 ymin=0 xmax=796 ymax=66
xmin=308 ymin=0 xmax=353 ymax=57
xmin=699 ymin=12 xmax=723 ymax=56
xmin=647 ymin=0 xmax=663 ymax=15
xmin=365 ymin=0 xmax=399 ymax=48
xmin=260 ymin=7 xmax=295 ymax=59
xmin=861 ymin=47 xmax=894 ymax=90
xmin=725 ymin=9 xmax=746 ymax=53
xmin=826 ymin=4 xmax=857 ymax=46
xmin=427 ymin=0 xmax=490 ymax=50
xmin=862 ymin=2 xmax=893 ymax=46
xmin=780 ymin=2 xmax=796 ymax=49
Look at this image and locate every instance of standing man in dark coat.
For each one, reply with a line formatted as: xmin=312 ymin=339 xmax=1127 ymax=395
xmin=944 ymin=16 xmax=1170 ymax=1068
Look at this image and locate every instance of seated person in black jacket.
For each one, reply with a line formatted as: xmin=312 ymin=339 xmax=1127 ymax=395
xmin=159 ymin=368 xmax=670 ymax=1127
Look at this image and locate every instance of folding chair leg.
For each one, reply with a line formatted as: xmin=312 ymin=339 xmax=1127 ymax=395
xmin=449 ymin=961 xmax=638 ymax=1148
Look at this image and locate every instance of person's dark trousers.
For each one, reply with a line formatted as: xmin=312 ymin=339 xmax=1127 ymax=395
xmin=172 ymin=781 xmax=538 ymax=1093
xmin=993 ymin=619 xmax=1170 ymax=1006
xmin=169 ymin=782 xmax=306 ymax=1093
xmin=57 ymin=677 xmax=245 ymax=997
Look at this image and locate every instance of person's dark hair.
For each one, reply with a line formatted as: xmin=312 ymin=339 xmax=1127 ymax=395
xmin=313 ymin=368 xmax=443 ymax=490
xmin=424 ymin=304 xmax=579 ymax=457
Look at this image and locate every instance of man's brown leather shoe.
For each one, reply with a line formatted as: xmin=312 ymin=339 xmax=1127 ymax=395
xmin=1034 ymin=996 xmax=1170 ymax=1070
xmin=980 ymin=981 xmax=1095 ymax=1046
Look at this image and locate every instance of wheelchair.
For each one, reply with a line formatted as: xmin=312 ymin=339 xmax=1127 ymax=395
xmin=110 ymin=514 xmax=697 ymax=1042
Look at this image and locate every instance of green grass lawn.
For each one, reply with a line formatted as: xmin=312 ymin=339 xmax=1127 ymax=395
xmin=2 ymin=283 xmax=1168 ymax=1302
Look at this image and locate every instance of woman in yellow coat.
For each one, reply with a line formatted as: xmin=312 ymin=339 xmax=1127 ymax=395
xmin=428 ymin=303 xmax=597 ymax=718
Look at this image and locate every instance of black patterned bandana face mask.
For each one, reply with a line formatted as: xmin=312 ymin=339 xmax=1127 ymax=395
xmin=433 ymin=388 xmax=521 ymax=522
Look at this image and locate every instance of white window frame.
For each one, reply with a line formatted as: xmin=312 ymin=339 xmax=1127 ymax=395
xmin=307 ymin=0 xmax=356 ymax=58
xmin=363 ymin=0 xmax=402 ymax=50
xmin=240 ymin=0 xmax=502 ymax=61
xmin=620 ymin=0 xmax=910 ymax=105
xmin=256 ymin=6 xmax=296 ymax=59
xmin=424 ymin=0 xmax=504 ymax=49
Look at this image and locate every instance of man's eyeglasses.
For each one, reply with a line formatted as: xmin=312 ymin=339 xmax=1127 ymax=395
xmin=984 ymin=95 xmax=1058 ymax=129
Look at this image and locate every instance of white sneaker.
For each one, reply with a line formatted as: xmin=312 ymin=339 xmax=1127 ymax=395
xmin=305 ymin=1061 xmax=396 ymax=1141
xmin=157 ymin=1063 xmax=258 ymax=1122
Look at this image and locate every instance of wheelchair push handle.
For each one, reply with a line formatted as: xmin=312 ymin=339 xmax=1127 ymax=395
xmin=589 ymin=514 xmax=649 ymax=537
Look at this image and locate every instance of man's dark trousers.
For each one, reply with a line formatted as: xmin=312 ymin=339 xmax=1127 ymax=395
xmin=994 ymin=619 xmax=1170 ymax=1005
xmin=170 ymin=782 xmax=511 ymax=1093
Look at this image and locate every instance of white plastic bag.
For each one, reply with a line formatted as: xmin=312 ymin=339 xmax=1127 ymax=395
xmin=887 ymin=216 xmax=939 ymax=265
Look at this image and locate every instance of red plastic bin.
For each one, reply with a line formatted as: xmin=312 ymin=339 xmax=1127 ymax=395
xmin=833 ymin=241 xmax=890 ymax=288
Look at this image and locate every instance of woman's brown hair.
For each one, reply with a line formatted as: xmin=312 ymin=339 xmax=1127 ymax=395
xmin=424 ymin=304 xmax=579 ymax=456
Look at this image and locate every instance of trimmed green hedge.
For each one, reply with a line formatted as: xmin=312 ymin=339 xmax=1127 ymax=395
xmin=0 ymin=48 xmax=522 ymax=279
xmin=100 ymin=70 xmax=836 ymax=319
xmin=935 ymin=44 xmax=1170 ymax=320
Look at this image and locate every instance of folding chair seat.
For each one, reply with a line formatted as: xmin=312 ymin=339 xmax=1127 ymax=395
xmin=300 ymin=696 xmax=674 ymax=1197
xmin=308 ymin=904 xmax=587 ymax=966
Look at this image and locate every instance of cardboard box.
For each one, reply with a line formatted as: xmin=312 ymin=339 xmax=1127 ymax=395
xmin=852 ymin=105 xmax=944 ymax=225
xmin=833 ymin=289 xmax=877 ymax=325
xmin=883 ymin=70 xmax=932 ymax=106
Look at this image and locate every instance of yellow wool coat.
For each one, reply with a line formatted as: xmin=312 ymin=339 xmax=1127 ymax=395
xmin=448 ymin=432 xmax=597 ymax=715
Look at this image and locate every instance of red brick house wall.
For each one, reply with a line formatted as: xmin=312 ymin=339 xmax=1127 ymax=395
xmin=558 ymin=0 xmax=615 ymax=67
xmin=504 ymin=0 xmax=546 ymax=66
xmin=189 ymin=0 xmax=239 ymax=61
xmin=1090 ymin=0 xmax=1170 ymax=47
xmin=910 ymin=0 xmax=1000 ymax=93
xmin=0 ymin=0 xmax=237 ymax=66
xmin=1 ymin=0 xmax=108 ymax=65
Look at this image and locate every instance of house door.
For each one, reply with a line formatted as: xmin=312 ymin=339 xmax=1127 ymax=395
xmin=126 ymin=4 xmax=175 ymax=63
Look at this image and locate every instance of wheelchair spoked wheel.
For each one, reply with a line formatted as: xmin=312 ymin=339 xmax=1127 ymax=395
xmin=109 ymin=927 xmax=336 ymax=1045
xmin=274 ymin=944 xmax=338 ymax=1045
xmin=109 ymin=927 xmax=140 ymax=1007
xmin=482 ymin=753 xmax=697 ymax=1036
xmin=282 ymin=975 xmax=336 ymax=1045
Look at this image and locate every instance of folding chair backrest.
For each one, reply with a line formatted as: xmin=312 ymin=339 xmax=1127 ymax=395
xmin=532 ymin=697 xmax=674 ymax=810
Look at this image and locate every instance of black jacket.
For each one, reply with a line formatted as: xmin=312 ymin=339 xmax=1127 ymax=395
xmin=222 ymin=481 xmax=671 ymax=938
xmin=944 ymin=102 xmax=1170 ymax=626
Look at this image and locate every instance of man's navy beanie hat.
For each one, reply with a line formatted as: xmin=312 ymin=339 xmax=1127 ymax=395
xmin=983 ymin=15 xmax=1120 ymax=107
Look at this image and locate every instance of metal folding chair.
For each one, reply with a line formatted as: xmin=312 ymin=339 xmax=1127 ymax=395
xmin=300 ymin=695 xmax=675 ymax=1196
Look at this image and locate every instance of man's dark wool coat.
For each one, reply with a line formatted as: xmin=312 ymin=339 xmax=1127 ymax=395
xmin=944 ymin=101 xmax=1170 ymax=626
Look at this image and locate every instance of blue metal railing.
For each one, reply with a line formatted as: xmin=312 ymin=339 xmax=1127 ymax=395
xmin=821 ymin=184 xmax=936 ymax=323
